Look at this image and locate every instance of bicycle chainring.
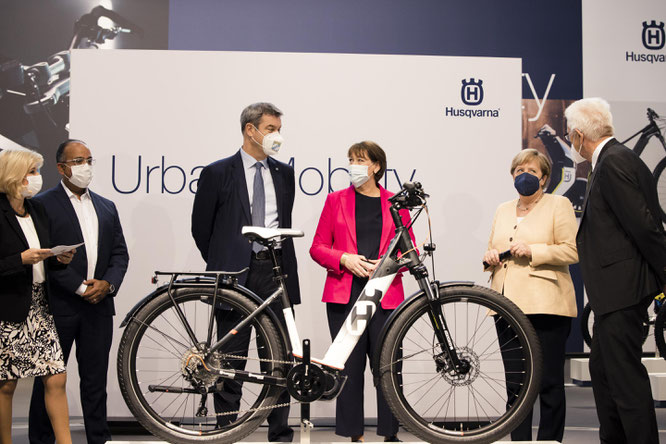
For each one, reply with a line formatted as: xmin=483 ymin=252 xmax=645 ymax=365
xmin=286 ymin=363 xmax=326 ymax=402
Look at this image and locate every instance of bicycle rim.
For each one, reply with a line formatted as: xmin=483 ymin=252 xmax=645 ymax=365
xmin=379 ymin=286 xmax=542 ymax=443
xmin=654 ymin=157 xmax=666 ymax=223
xmin=118 ymin=288 xmax=285 ymax=443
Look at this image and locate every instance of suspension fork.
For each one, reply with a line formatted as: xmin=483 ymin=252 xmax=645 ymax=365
xmin=414 ymin=273 xmax=468 ymax=373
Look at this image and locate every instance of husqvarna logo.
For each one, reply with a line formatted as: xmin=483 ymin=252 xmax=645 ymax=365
xmin=346 ymin=300 xmax=376 ymax=336
xmin=461 ymin=78 xmax=484 ymax=106
xmin=642 ymin=21 xmax=665 ymax=50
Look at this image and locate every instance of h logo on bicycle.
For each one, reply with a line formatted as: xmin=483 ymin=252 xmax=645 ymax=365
xmin=642 ymin=21 xmax=665 ymax=50
xmin=346 ymin=298 xmax=379 ymax=335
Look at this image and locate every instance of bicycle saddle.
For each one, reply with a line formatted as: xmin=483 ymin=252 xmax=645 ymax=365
xmin=241 ymin=226 xmax=304 ymax=242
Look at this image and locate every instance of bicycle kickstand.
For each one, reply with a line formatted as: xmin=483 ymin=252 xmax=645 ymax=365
xmin=300 ymin=339 xmax=314 ymax=444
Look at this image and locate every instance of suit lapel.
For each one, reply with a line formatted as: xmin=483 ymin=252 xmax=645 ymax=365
xmin=231 ymin=151 xmax=252 ymax=225
xmin=0 ymin=194 xmax=28 ymax=248
xmin=89 ymin=190 xmax=104 ymax=275
xmin=268 ymin=157 xmax=285 ymax=225
xmin=379 ymin=186 xmax=393 ymax=254
xmin=26 ymin=199 xmax=49 ymax=248
xmin=340 ymin=186 xmax=357 ymax=248
xmin=580 ymin=139 xmax=614 ymax=222
xmin=53 ymin=184 xmax=85 ymax=242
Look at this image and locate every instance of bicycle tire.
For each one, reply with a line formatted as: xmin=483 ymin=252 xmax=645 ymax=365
xmin=581 ymin=303 xmax=593 ymax=348
xmin=581 ymin=302 xmax=651 ymax=350
xmin=378 ymin=285 xmax=542 ymax=443
xmin=117 ymin=287 xmax=287 ymax=444
xmin=653 ymin=156 xmax=666 ymax=223
xmin=654 ymin=303 xmax=666 ymax=360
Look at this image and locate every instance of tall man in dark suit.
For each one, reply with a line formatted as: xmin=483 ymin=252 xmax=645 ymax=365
xmin=566 ymin=98 xmax=666 ymax=444
xmin=29 ymin=139 xmax=130 ymax=444
xmin=191 ymin=102 xmax=300 ymax=442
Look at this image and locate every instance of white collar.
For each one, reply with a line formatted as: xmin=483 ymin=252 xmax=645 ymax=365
xmin=61 ymin=181 xmax=91 ymax=200
xmin=591 ymin=137 xmax=613 ymax=170
xmin=240 ymin=148 xmax=268 ymax=171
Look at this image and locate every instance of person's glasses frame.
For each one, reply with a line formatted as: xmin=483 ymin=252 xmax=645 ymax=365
xmin=59 ymin=157 xmax=95 ymax=166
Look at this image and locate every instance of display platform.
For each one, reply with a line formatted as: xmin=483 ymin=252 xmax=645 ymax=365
xmin=570 ymin=357 xmax=666 ymax=405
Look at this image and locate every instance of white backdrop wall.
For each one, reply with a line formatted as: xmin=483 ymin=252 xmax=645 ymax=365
xmin=68 ymin=49 xmax=521 ymax=419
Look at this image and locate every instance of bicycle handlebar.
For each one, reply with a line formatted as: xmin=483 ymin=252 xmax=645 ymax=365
xmin=388 ymin=181 xmax=429 ymax=209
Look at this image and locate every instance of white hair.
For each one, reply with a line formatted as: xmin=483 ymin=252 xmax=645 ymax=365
xmin=564 ymin=97 xmax=614 ymax=141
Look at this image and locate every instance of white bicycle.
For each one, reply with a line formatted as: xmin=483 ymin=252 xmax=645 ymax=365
xmin=117 ymin=182 xmax=542 ymax=443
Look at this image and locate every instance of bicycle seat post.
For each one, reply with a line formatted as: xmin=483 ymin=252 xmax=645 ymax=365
xmin=267 ymin=240 xmax=292 ymax=311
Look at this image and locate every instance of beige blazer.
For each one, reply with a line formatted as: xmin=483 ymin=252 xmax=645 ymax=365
xmin=486 ymin=193 xmax=578 ymax=317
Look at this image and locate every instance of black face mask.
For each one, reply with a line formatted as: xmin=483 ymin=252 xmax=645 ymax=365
xmin=514 ymin=172 xmax=541 ymax=196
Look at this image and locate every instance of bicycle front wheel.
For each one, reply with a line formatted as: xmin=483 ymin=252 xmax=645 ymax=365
xmin=378 ymin=285 xmax=542 ymax=443
xmin=117 ymin=287 xmax=287 ymax=444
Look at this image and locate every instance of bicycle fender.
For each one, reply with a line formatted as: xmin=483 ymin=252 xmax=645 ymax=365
xmin=119 ymin=281 xmax=292 ymax=354
xmin=370 ymin=280 xmax=474 ymax=384
xmin=120 ymin=281 xmax=180 ymax=328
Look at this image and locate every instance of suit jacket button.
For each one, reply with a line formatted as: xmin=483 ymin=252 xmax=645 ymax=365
xmin=509 ymin=237 xmax=513 ymax=242
xmin=503 ymin=263 xmax=507 ymax=268
xmin=513 ymin=225 xmax=517 ymax=229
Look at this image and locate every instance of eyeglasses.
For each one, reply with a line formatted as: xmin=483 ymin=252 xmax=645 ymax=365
xmin=60 ymin=157 xmax=95 ymax=166
xmin=564 ymin=130 xmax=577 ymax=144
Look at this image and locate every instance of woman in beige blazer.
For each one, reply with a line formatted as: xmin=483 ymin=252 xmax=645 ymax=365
xmin=483 ymin=149 xmax=578 ymax=442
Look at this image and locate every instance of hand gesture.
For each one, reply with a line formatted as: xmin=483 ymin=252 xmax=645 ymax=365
xmin=342 ymin=254 xmax=379 ymax=278
xmin=510 ymin=241 xmax=532 ymax=259
xmin=21 ymin=248 xmax=53 ymax=265
xmin=81 ymin=279 xmax=111 ymax=304
xmin=483 ymin=249 xmax=501 ymax=267
xmin=56 ymin=248 xmax=76 ymax=264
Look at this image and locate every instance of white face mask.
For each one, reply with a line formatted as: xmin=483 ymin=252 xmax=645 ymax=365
xmin=68 ymin=163 xmax=93 ymax=188
xmin=569 ymin=131 xmax=587 ymax=165
xmin=252 ymin=125 xmax=283 ymax=156
xmin=349 ymin=164 xmax=371 ymax=188
xmin=21 ymin=174 xmax=43 ymax=198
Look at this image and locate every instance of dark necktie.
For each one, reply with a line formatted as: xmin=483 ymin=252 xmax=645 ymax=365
xmin=252 ymin=162 xmax=265 ymax=253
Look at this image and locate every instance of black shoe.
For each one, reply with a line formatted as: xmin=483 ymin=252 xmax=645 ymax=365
xmin=384 ymin=436 xmax=402 ymax=442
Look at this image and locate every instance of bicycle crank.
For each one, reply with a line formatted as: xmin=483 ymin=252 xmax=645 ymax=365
xmin=286 ymin=363 xmax=326 ymax=402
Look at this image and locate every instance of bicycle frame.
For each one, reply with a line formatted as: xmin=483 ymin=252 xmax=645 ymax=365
xmin=153 ymin=187 xmax=468 ymax=388
xmin=623 ymin=108 xmax=666 ymax=156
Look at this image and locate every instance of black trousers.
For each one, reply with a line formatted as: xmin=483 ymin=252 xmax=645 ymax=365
xmin=589 ymin=299 xmax=659 ymax=444
xmin=214 ymin=256 xmax=293 ymax=442
xmin=498 ymin=314 xmax=571 ymax=442
xmin=29 ymin=311 xmax=114 ymax=444
xmin=326 ymin=299 xmax=399 ymax=438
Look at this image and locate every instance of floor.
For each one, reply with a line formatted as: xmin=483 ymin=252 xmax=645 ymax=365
xmin=9 ymin=384 xmax=666 ymax=443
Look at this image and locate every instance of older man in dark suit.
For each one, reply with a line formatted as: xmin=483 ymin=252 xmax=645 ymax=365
xmin=191 ymin=102 xmax=300 ymax=442
xmin=29 ymin=139 xmax=129 ymax=444
xmin=567 ymin=98 xmax=666 ymax=444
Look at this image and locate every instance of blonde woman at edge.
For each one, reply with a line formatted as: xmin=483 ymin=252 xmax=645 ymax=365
xmin=0 ymin=148 xmax=75 ymax=444
xmin=482 ymin=149 xmax=578 ymax=442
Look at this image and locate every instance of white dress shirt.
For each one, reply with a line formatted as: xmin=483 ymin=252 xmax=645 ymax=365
xmin=61 ymin=182 xmax=99 ymax=295
xmin=16 ymin=214 xmax=45 ymax=284
xmin=591 ymin=136 xmax=613 ymax=170
xmin=240 ymin=148 xmax=278 ymax=229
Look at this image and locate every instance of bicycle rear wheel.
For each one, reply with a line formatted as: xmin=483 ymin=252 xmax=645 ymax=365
xmin=378 ymin=285 xmax=542 ymax=443
xmin=582 ymin=302 xmax=651 ymax=350
xmin=117 ymin=287 xmax=287 ymax=443
xmin=581 ymin=303 xmax=593 ymax=348
xmin=653 ymin=157 xmax=666 ymax=223
xmin=653 ymin=300 xmax=666 ymax=359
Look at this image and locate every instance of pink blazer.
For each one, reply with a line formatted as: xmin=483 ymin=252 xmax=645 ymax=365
xmin=309 ymin=185 xmax=414 ymax=309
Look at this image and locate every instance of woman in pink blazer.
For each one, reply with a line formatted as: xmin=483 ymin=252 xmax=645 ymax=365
xmin=310 ymin=141 xmax=412 ymax=443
